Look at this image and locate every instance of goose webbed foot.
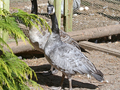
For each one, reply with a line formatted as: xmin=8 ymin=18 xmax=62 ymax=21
xmin=51 ymin=68 xmax=58 ymax=74
xmin=42 ymin=68 xmax=58 ymax=76
xmin=42 ymin=70 xmax=52 ymax=76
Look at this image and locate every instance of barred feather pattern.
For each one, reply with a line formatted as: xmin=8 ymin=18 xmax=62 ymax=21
xmin=45 ymin=35 xmax=104 ymax=82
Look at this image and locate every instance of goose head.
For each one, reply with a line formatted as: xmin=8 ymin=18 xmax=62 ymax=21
xmin=47 ymin=3 xmax=55 ymax=15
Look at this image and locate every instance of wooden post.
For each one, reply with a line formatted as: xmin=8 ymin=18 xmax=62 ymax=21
xmin=0 ymin=0 xmax=3 ymax=38
xmin=54 ymin=0 xmax=61 ymax=29
xmin=0 ymin=0 xmax=9 ymax=42
xmin=3 ymin=0 xmax=9 ymax=11
xmin=0 ymin=0 xmax=3 ymax=8
xmin=64 ymin=0 xmax=73 ymax=32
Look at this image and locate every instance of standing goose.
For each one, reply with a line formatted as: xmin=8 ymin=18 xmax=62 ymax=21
xmin=29 ymin=18 xmax=84 ymax=75
xmin=29 ymin=2 xmax=85 ymax=74
xmin=44 ymin=4 xmax=104 ymax=90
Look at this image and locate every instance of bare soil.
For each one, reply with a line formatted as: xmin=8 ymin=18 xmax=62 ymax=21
xmin=23 ymin=42 xmax=120 ymax=90
xmin=10 ymin=0 xmax=120 ymax=90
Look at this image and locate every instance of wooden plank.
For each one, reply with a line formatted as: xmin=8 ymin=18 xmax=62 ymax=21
xmin=79 ymin=41 xmax=120 ymax=57
xmin=0 ymin=0 xmax=3 ymax=8
xmin=0 ymin=0 xmax=9 ymax=42
xmin=64 ymin=0 xmax=68 ymax=16
xmin=64 ymin=0 xmax=73 ymax=32
xmin=4 ymin=41 xmax=37 ymax=54
xmin=0 ymin=0 xmax=3 ymax=39
xmin=3 ymin=0 xmax=9 ymax=11
xmin=5 ymin=40 xmax=120 ymax=57
xmin=67 ymin=24 xmax=120 ymax=41
xmin=54 ymin=0 xmax=61 ymax=29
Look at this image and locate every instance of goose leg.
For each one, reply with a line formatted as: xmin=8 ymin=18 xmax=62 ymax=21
xmin=51 ymin=66 xmax=58 ymax=74
xmin=49 ymin=73 xmax=64 ymax=90
xmin=60 ymin=73 xmax=65 ymax=89
xmin=42 ymin=66 xmax=58 ymax=75
xmin=68 ymin=76 xmax=72 ymax=90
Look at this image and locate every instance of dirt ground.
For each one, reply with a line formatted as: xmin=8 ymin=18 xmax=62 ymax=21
xmin=23 ymin=41 xmax=120 ymax=90
xmin=10 ymin=0 xmax=120 ymax=31
xmin=9 ymin=0 xmax=120 ymax=90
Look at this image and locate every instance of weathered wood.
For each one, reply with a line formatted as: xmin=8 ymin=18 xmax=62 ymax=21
xmin=4 ymin=41 xmax=36 ymax=54
xmin=5 ymin=40 xmax=120 ymax=57
xmin=64 ymin=0 xmax=73 ymax=32
xmin=5 ymin=24 xmax=120 ymax=55
xmin=79 ymin=41 xmax=120 ymax=57
xmin=0 ymin=0 xmax=3 ymax=8
xmin=3 ymin=0 xmax=9 ymax=11
xmin=54 ymin=0 xmax=61 ymax=29
xmin=0 ymin=0 xmax=9 ymax=42
xmin=68 ymin=24 xmax=120 ymax=41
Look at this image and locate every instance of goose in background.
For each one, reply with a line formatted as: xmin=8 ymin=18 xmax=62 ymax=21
xmin=31 ymin=0 xmax=81 ymax=15
xmin=44 ymin=4 xmax=104 ymax=90
xmin=31 ymin=0 xmax=38 ymax=14
xmin=48 ymin=0 xmax=81 ymax=15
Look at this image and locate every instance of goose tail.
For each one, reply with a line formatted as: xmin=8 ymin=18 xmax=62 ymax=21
xmin=91 ymin=70 xmax=104 ymax=82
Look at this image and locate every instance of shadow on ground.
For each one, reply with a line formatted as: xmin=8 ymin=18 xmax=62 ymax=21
xmin=30 ymin=64 xmax=98 ymax=89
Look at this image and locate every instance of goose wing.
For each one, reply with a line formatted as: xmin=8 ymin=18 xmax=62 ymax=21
xmin=60 ymin=30 xmax=81 ymax=50
xmin=49 ymin=43 xmax=97 ymax=75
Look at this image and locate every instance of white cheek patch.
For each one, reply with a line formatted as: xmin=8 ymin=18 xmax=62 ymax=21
xmin=53 ymin=8 xmax=55 ymax=14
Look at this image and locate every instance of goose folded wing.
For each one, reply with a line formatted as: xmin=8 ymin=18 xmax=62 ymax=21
xmin=49 ymin=43 xmax=97 ymax=75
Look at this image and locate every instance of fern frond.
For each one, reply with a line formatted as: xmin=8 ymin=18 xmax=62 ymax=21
xmin=12 ymin=9 xmax=52 ymax=33
xmin=0 ymin=8 xmax=5 ymax=16
xmin=0 ymin=7 xmax=51 ymax=90
xmin=0 ymin=15 xmax=28 ymax=45
xmin=0 ymin=37 xmax=12 ymax=53
xmin=0 ymin=52 xmax=41 ymax=90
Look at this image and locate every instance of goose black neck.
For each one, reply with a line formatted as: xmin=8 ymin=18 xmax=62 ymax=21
xmin=50 ymin=13 xmax=59 ymax=34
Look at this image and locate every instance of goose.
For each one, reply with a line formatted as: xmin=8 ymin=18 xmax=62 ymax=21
xmin=29 ymin=19 xmax=85 ymax=75
xmin=44 ymin=4 xmax=104 ymax=90
xmin=31 ymin=0 xmax=81 ymax=15
xmin=31 ymin=0 xmax=38 ymax=14
xmin=48 ymin=0 xmax=81 ymax=15
xmin=29 ymin=3 xmax=84 ymax=75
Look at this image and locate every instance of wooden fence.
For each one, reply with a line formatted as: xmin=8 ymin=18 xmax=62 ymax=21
xmin=55 ymin=0 xmax=73 ymax=32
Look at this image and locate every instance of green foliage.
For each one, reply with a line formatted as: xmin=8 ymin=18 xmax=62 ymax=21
xmin=12 ymin=9 xmax=51 ymax=34
xmin=0 ymin=8 xmax=51 ymax=51
xmin=0 ymin=37 xmax=12 ymax=54
xmin=0 ymin=52 xmax=42 ymax=90
xmin=0 ymin=7 xmax=52 ymax=90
